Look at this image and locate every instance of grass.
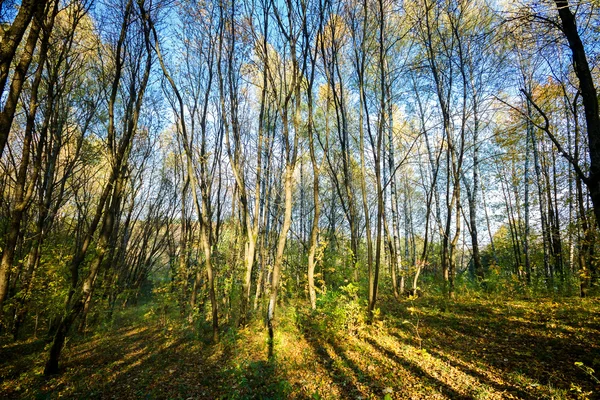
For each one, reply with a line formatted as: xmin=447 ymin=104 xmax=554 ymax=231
xmin=1 ymin=295 xmax=599 ymax=399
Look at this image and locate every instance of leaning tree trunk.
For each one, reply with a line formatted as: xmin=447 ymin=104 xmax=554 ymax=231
xmin=0 ymin=0 xmax=48 ymax=159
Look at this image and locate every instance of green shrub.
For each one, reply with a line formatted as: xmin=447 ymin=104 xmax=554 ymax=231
xmin=309 ymin=282 xmax=367 ymax=336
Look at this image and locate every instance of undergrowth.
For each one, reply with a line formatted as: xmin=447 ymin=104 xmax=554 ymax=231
xmin=1 ymin=291 xmax=599 ymax=399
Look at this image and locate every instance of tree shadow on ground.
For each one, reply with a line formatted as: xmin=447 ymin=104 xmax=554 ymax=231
xmin=3 ymin=298 xmax=598 ymax=399
xmin=2 ymin=321 xmax=296 ymax=400
xmin=1 ymin=325 xmax=217 ymax=399
xmin=360 ymin=336 xmax=470 ymax=399
xmin=0 ymin=337 xmax=48 ymax=388
xmin=301 ymin=327 xmax=365 ymax=399
xmin=424 ymin=345 xmax=536 ymax=399
xmin=386 ymin=298 xmax=600 ymax=397
xmin=300 ymin=316 xmax=478 ymax=399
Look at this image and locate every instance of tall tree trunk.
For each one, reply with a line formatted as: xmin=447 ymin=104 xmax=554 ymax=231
xmin=386 ymin=79 xmax=402 ymax=298
xmin=0 ymin=0 xmax=42 ymax=95
xmin=523 ymin=99 xmax=532 ymax=283
xmin=554 ymin=1 xmax=600 ymax=229
xmin=267 ymin=164 xmax=294 ymax=345
xmin=469 ymin=103 xmax=483 ymax=282
xmin=306 ymin=9 xmax=322 ymax=309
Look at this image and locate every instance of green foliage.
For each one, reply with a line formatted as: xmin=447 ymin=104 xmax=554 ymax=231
xmin=308 ymin=282 xmax=366 ymax=337
xmin=476 ymin=224 xmax=585 ymax=298
xmin=147 ymin=283 xmax=179 ymax=330
xmin=229 ymin=360 xmax=292 ymax=399
xmin=318 ymin=235 xmax=356 ymax=288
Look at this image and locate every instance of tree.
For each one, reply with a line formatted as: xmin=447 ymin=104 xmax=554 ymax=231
xmin=0 ymin=0 xmax=51 ymax=158
xmin=44 ymin=0 xmax=154 ymax=374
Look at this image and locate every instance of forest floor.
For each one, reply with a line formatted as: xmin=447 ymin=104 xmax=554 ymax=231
xmin=1 ymin=295 xmax=599 ymax=399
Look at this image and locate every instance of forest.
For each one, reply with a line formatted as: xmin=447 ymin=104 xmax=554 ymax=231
xmin=0 ymin=0 xmax=599 ymax=398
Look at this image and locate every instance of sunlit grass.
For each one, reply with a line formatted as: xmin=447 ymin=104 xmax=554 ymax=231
xmin=1 ymin=295 xmax=598 ymax=399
